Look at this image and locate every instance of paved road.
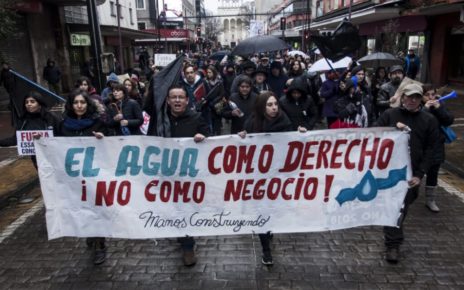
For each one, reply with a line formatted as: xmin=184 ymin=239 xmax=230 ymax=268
xmin=0 ymin=174 xmax=464 ymax=290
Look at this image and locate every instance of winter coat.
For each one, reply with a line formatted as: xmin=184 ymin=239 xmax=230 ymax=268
xmin=101 ymin=73 xmax=119 ymax=101
xmin=334 ymin=91 xmax=369 ymax=128
xmin=423 ymin=105 xmax=454 ymax=163
xmin=222 ymin=91 xmax=257 ymax=134
xmin=376 ymin=107 xmax=440 ymax=179
xmin=280 ymin=84 xmax=317 ymax=130
xmin=377 ymin=81 xmax=400 ymax=115
xmin=0 ymin=111 xmax=60 ymax=147
xmin=268 ymin=71 xmax=289 ymax=99
xmin=168 ymin=109 xmax=210 ymax=138
xmin=230 ymin=74 xmax=252 ymax=95
xmin=106 ymin=98 xmax=144 ymax=135
xmin=320 ymin=79 xmax=339 ymax=117
xmin=244 ymin=111 xmax=293 ymax=134
xmin=42 ymin=65 xmax=61 ymax=84
xmin=253 ymin=82 xmax=271 ymax=94
xmin=180 ymin=75 xmax=209 ymax=111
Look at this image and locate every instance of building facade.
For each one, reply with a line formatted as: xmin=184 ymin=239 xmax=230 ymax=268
xmin=310 ymin=0 xmax=464 ymax=85
xmin=217 ymin=0 xmax=253 ymax=48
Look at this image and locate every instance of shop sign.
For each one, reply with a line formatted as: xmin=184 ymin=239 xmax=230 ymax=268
xmin=70 ymin=34 xmax=91 ymax=46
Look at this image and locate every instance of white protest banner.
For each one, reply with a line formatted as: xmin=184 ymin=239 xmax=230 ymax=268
xmin=154 ymin=53 xmax=176 ymax=67
xmin=35 ymin=128 xmax=411 ymax=240
xmin=16 ymin=130 xmax=53 ymax=156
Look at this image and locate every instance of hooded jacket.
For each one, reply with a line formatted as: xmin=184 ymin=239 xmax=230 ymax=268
xmin=280 ymin=83 xmax=317 ymax=130
xmin=222 ymin=91 xmax=257 ymax=134
xmin=267 ymin=61 xmax=289 ymax=98
xmin=244 ymin=110 xmax=293 ymax=133
xmin=101 ymin=73 xmax=119 ymax=101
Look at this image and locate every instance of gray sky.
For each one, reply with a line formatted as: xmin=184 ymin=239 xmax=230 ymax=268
xmin=204 ymin=0 xmax=219 ymax=13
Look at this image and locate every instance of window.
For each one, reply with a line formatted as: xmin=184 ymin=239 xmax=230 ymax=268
xmin=136 ymin=0 xmax=145 ymax=10
xmin=118 ymin=3 xmax=123 ymax=19
xmin=138 ymin=22 xmax=146 ymax=30
xmin=130 ymin=8 xmax=134 ymax=24
xmin=110 ymin=1 xmax=116 ymax=16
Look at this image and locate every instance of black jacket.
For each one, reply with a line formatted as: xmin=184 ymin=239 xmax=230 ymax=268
xmin=222 ymin=92 xmax=257 ymax=134
xmin=244 ymin=111 xmax=293 ymax=133
xmin=107 ymin=98 xmax=143 ymax=135
xmin=268 ymin=70 xmax=288 ymax=98
xmin=0 ymin=111 xmax=61 ymax=147
xmin=376 ymin=107 xmax=440 ymax=179
xmin=423 ymin=105 xmax=454 ymax=163
xmin=169 ymin=109 xmax=210 ymax=138
xmin=280 ymin=84 xmax=317 ymax=130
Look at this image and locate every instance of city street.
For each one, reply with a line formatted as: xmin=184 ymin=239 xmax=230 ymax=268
xmin=0 ymin=155 xmax=464 ymax=289
xmin=1 ymin=0 xmax=464 ymax=288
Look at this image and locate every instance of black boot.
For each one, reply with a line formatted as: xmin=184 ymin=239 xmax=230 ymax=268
xmin=93 ymin=238 xmax=106 ymax=265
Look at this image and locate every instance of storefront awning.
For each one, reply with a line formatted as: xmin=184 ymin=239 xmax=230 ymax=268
xmin=310 ymin=5 xmax=401 ymax=30
xmin=358 ymin=15 xmax=427 ymax=36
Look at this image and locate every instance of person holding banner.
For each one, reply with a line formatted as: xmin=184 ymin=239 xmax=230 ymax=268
xmin=164 ymin=84 xmax=209 ymax=266
xmin=56 ymin=89 xmax=108 ymax=265
xmin=376 ymin=83 xmax=439 ymax=263
xmin=0 ymin=91 xmax=60 ymax=169
xmin=238 ymin=91 xmax=295 ymax=265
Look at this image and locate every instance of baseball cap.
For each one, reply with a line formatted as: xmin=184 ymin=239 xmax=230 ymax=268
xmin=403 ymin=83 xmax=423 ymax=97
xmin=389 ymin=65 xmax=403 ymax=73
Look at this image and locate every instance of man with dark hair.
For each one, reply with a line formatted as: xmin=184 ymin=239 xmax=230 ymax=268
xmin=164 ymin=84 xmax=209 ymax=266
xmin=376 ymin=83 xmax=439 ymax=264
xmin=42 ymin=58 xmax=61 ymax=94
xmin=179 ymin=64 xmax=210 ymax=131
xmin=404 ymin=48 xmax=420 ymax=80
xmin=377 ymin=65 xmax=404 ymax=116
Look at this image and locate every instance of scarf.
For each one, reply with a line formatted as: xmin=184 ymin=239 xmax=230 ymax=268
xmin=63 ymin=117 xmax=96 ymax=131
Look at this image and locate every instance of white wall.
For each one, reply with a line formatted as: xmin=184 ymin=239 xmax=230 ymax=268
xmin=98 ymin=0 xmax=138 ymax=30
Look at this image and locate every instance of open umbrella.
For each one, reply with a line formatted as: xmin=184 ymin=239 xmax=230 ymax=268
xmin=288 ymin=50 xmax=309 ymax=58
xmin=209 ymin=50 xmax=230 ymax=61
xmin=308 ymin=56 xmax=353 ymax=72
xmin=231 ymin=35 xmax=289 ymax=56
xmin=358 ymin=52 xmax=403 ymax=68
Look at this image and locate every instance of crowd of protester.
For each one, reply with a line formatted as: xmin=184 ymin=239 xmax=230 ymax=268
xmin=0 ymin=48 xmax=455 ymax=267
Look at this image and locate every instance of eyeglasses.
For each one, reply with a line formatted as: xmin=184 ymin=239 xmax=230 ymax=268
xmin=169 ymin=95 xmax=187 ymax=101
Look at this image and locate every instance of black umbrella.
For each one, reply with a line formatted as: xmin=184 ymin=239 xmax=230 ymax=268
xmin=209 ymin=50 xmax=230 ymax=61
xmin=231 ymin=35 xmax=289 ymax=56
xmin=358 ymin=52 xmax=403 ymax=68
